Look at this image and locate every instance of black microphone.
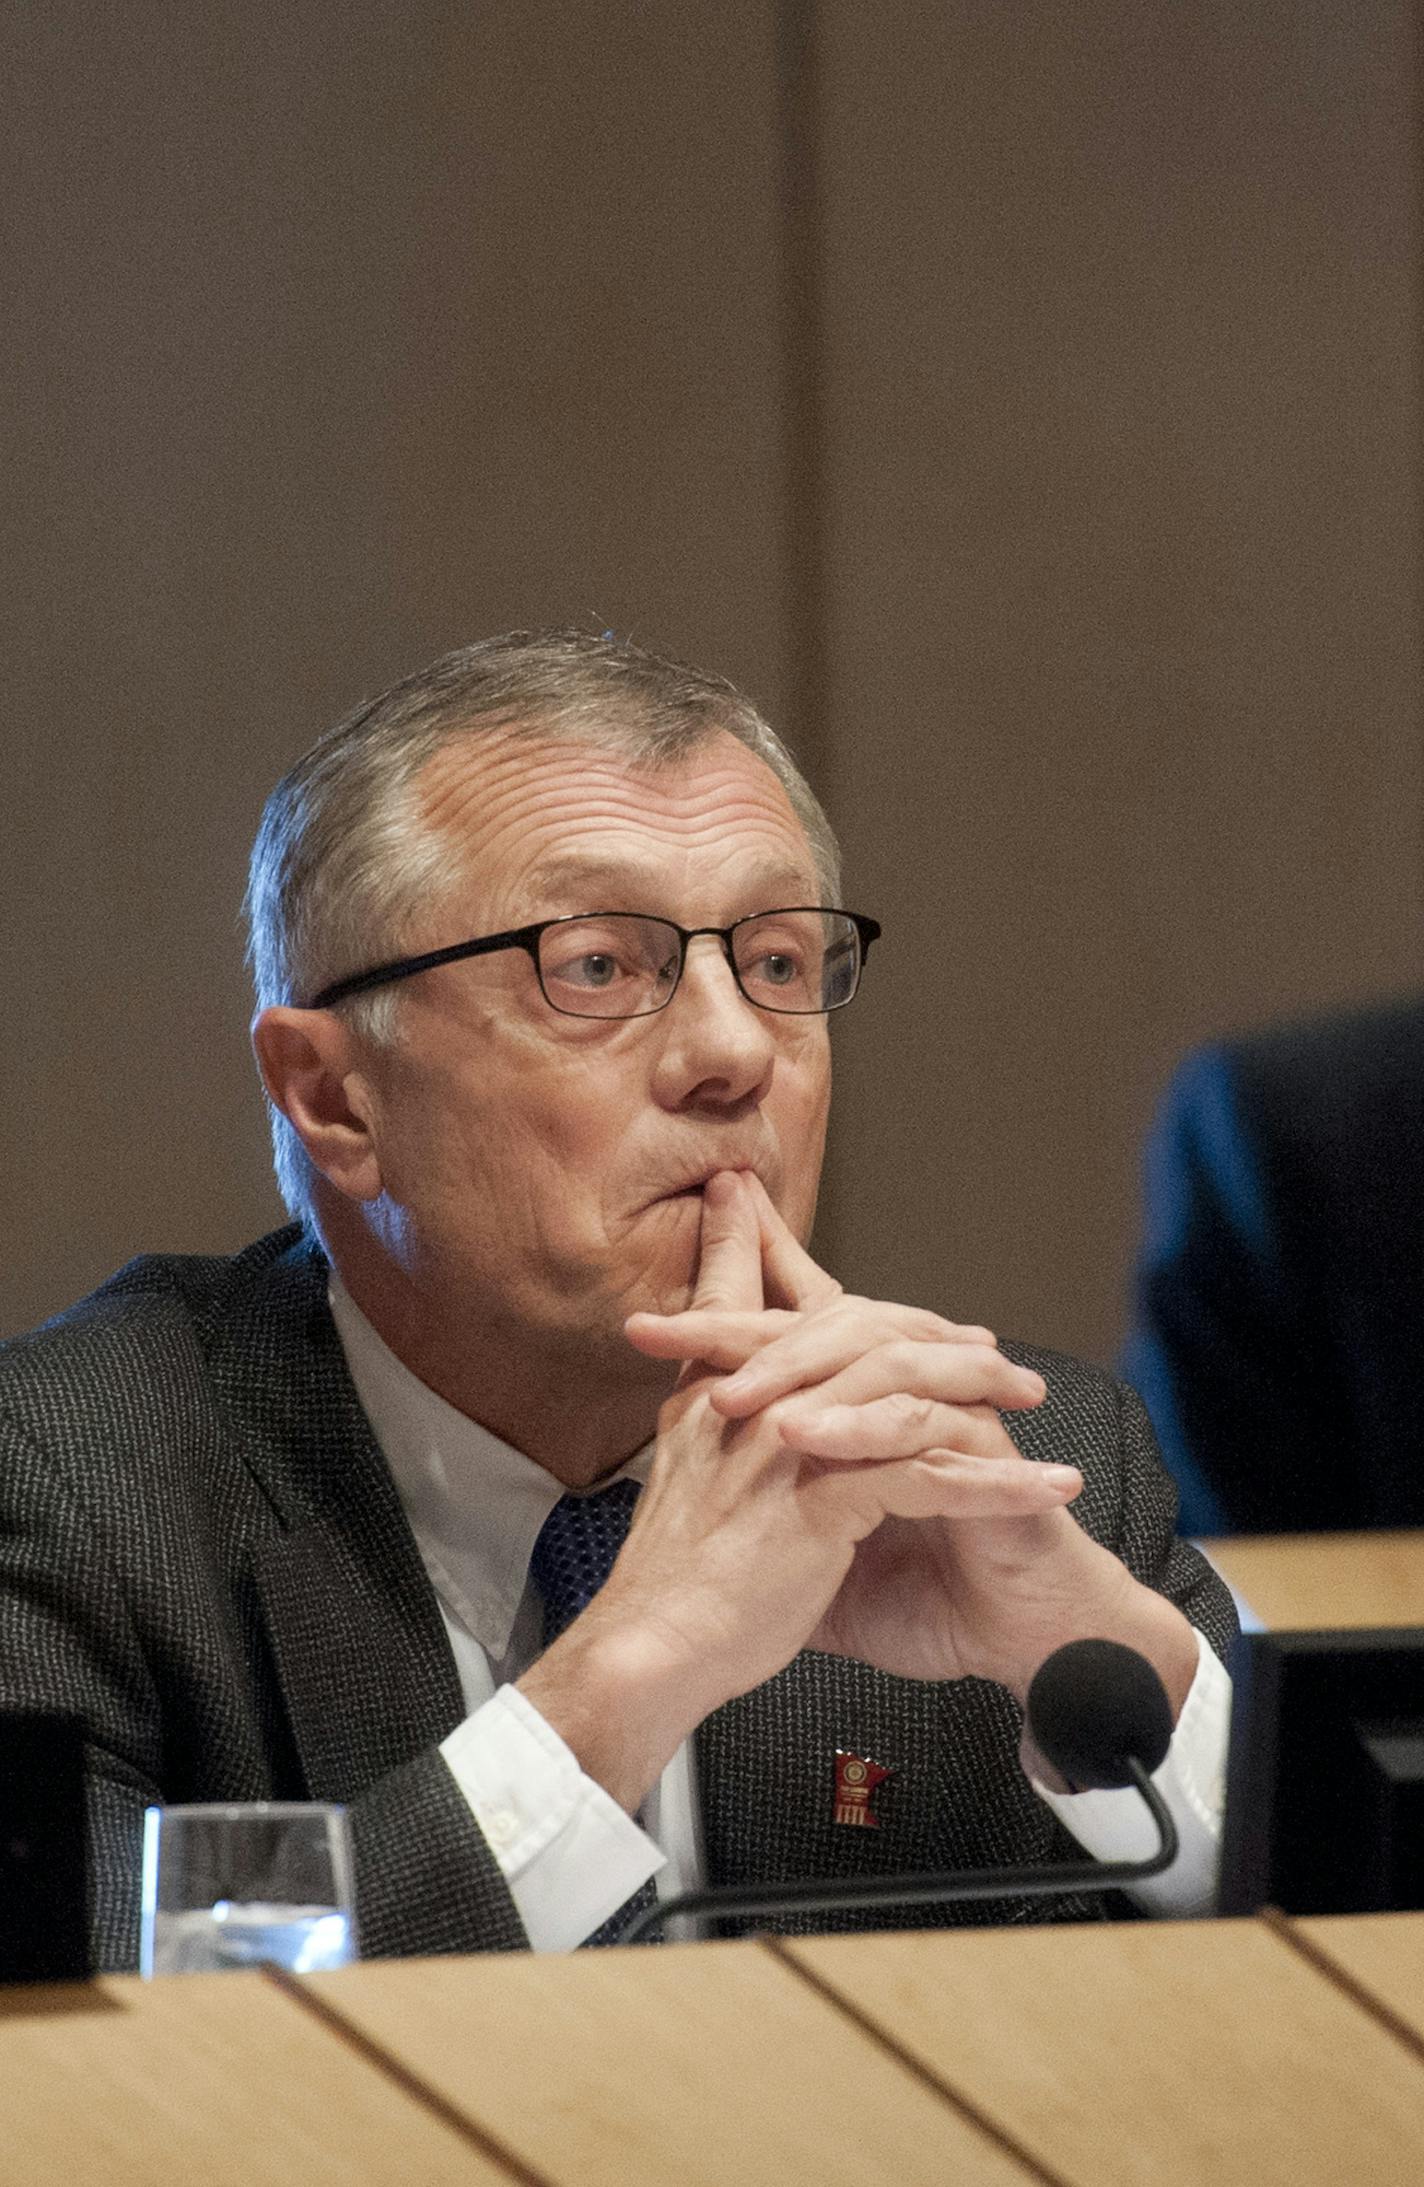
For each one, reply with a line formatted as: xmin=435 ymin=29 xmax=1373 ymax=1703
xmin=620 ymin=1638 xmax=1180 ymax=1943
xmin=1027 ymin=1637 xmax=1174 ymax=1788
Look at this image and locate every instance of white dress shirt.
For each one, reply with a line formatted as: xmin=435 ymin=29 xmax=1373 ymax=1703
xmin=329 ymin=1280 xmax=1230 ymax=1949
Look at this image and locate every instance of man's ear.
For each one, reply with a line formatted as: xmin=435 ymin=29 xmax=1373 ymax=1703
xmin=251 ymin=1006 xmax=385 ymax=1203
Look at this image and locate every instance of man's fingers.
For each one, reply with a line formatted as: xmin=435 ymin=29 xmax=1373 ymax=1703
xmin=802 ymin=1452 xmax=1081 ymax=1529
xmin=688 ymin=1171 xmax=765 ymax=1313
xmin=776 ymin=1391 xmax=1021 ymax=1464
xmin=630 ymin=1302 xmax=1001 ymax=1376
xmin=713 ymin=1326 xmax=1045 ymax=1419
xmin=762 ymin=1339 xmax=1045 ymax=1422
xmin=741 ymin=1172 xmax=843 ymax=1311
xmin=625 ymin=1307 xmax=798 ymax=1367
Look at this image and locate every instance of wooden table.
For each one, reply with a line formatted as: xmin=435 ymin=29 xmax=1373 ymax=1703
xmin=0 ymin=1963 xmax=506 ymax=2184
xmin=1202 ymin=1529 xmax=1424 ymax=1630
xmin=13 ymin=1532 xmax=1424 ymax=2180
xmin=9 ymin=1914 xmax=1424 ymax=2184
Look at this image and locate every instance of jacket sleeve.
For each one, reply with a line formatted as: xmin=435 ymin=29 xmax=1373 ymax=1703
xmin=1109 ymin=1372 xmax=1240 ymax=1671
xmin=0 ymin=1413 xmax=527 ymax=1971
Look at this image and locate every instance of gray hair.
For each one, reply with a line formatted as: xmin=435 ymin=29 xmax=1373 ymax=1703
xmin=244 ymin=627 xmax=841 ymax=1223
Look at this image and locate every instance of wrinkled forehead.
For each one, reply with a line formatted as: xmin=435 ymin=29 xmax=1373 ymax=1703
xmin=411 ymin=729 xmax=821 ymax=922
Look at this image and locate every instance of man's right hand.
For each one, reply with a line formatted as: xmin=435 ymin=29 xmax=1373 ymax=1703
xmin=515 ymin=1169 xmax=1052 ymax=1814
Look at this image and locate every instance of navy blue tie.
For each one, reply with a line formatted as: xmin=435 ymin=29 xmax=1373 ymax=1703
xmin=529 ymin=1478 xmax=658 ymax=1944
xmin=530 ymin=1477 xmax=642 ymax=1647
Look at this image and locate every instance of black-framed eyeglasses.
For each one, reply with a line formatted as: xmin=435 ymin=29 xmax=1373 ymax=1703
xmin=307 ymin=908 xmax=881 ymax=1020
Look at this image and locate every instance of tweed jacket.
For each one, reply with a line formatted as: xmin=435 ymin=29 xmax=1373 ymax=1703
xmin=1124 ymin=996 xmax=1424 ymax=1536
xmin=0 ymin=1227 xmax=1236 ymax=1971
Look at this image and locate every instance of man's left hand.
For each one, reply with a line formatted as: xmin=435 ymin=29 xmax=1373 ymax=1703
xmin=625 ymin=1172 xmax=1199 ymax=1722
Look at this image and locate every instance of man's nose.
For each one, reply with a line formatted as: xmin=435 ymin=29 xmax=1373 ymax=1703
xmin=650 ymin=935 xmax=776 ymax=1106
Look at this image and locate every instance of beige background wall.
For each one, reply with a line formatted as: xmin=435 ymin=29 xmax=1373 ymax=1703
xmin=815 ymin=1 xmax=1424 ymax=1348
xmin=6 ymin=1 xmax=1421 ymax=1361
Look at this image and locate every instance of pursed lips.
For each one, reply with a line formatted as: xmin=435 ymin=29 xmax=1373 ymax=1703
xmin=647 ymin=1162 xmax=763 ymax=1205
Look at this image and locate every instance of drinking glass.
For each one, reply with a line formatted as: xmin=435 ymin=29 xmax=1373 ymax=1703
xmin=140 ymin=1802 xmax=356 ymax=1975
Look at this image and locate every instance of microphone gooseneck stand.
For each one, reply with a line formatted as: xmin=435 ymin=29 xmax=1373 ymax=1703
xmin=620 ymin=1637 xmax=1184 ymax=1944
xmin=620 ymin=1759 xmax=1178 ymax=1942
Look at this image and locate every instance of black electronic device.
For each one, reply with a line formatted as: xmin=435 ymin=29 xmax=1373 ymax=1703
xmin=0 ymin=1713 xmax=90 ymax=1983
xmin=1218 ymin=1625 xmax=1424 ymax=1917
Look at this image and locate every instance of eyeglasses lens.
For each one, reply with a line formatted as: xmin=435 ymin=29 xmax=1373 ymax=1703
xmin=535 ymin=911 xmax=861 ymax=1019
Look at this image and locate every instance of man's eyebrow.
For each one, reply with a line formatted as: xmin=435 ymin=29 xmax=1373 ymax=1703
xmin=523 ymin=853 xmax=821 ymax=907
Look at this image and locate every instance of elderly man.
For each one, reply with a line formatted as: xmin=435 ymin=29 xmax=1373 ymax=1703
xmin=0 ymin=630 xmax=1233 ymax=1968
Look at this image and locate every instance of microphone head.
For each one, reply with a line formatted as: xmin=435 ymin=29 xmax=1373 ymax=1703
xmin=1026 ymin=1638 xmax=1174 ymax=1789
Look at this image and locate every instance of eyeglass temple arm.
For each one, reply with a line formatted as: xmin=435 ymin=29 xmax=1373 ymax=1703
xmin=306 ymin=929 xmax=538 ymax=1010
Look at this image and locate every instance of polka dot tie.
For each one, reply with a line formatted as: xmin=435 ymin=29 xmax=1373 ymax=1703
xmin=530 ymin=1477 xmax=643 ymax=1648
xmin=529 ymin=1477 xmax=659 ymax=1945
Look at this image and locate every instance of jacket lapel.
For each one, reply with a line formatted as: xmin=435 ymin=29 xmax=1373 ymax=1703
xmin=204 ymin=1233 xmax=465 ymax=1799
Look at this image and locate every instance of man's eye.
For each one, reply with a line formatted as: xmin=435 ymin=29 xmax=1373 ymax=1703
xmin=562 ymin=952 xmax=622 ymax=987
xmin=756 ymin=952 xmax=800 ymax=986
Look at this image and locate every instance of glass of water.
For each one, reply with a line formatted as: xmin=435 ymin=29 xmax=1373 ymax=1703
xmin=140 ymin=1802 xmax=356 ymax=1976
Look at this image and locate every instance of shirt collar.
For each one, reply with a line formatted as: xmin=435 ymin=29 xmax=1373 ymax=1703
xmin=328 ymin=1277 xmax=651 ymax=1661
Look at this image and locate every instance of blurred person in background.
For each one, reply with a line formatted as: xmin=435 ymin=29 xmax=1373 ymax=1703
xmin=1124 ymin=996 xmax=1424 ymax=1537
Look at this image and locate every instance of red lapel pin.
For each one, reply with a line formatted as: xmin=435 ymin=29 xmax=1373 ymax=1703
xmin=833 ymin=1749 xmax=893 ymax=1827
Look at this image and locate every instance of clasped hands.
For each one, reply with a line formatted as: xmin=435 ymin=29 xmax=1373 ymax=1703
xmin=519 ymin=1168 xmax=1197 ymax=1815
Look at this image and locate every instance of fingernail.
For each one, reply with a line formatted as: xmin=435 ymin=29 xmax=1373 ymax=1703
xmin=1043 ymin=1464 xmax=1080 ymax=1489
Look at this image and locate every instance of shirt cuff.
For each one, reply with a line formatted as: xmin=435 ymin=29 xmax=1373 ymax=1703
xmin=440 ymin=1684 xmax=666 ymax=1952
xmin=1030 ymin=1626 xmax=1231 ymax=1916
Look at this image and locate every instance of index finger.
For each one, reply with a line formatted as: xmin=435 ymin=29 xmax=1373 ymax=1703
xmin=690 ymin=1170 xmax=766 ymax=1313
xmin=741 ymin=1171 xmax=842 ymax=1311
